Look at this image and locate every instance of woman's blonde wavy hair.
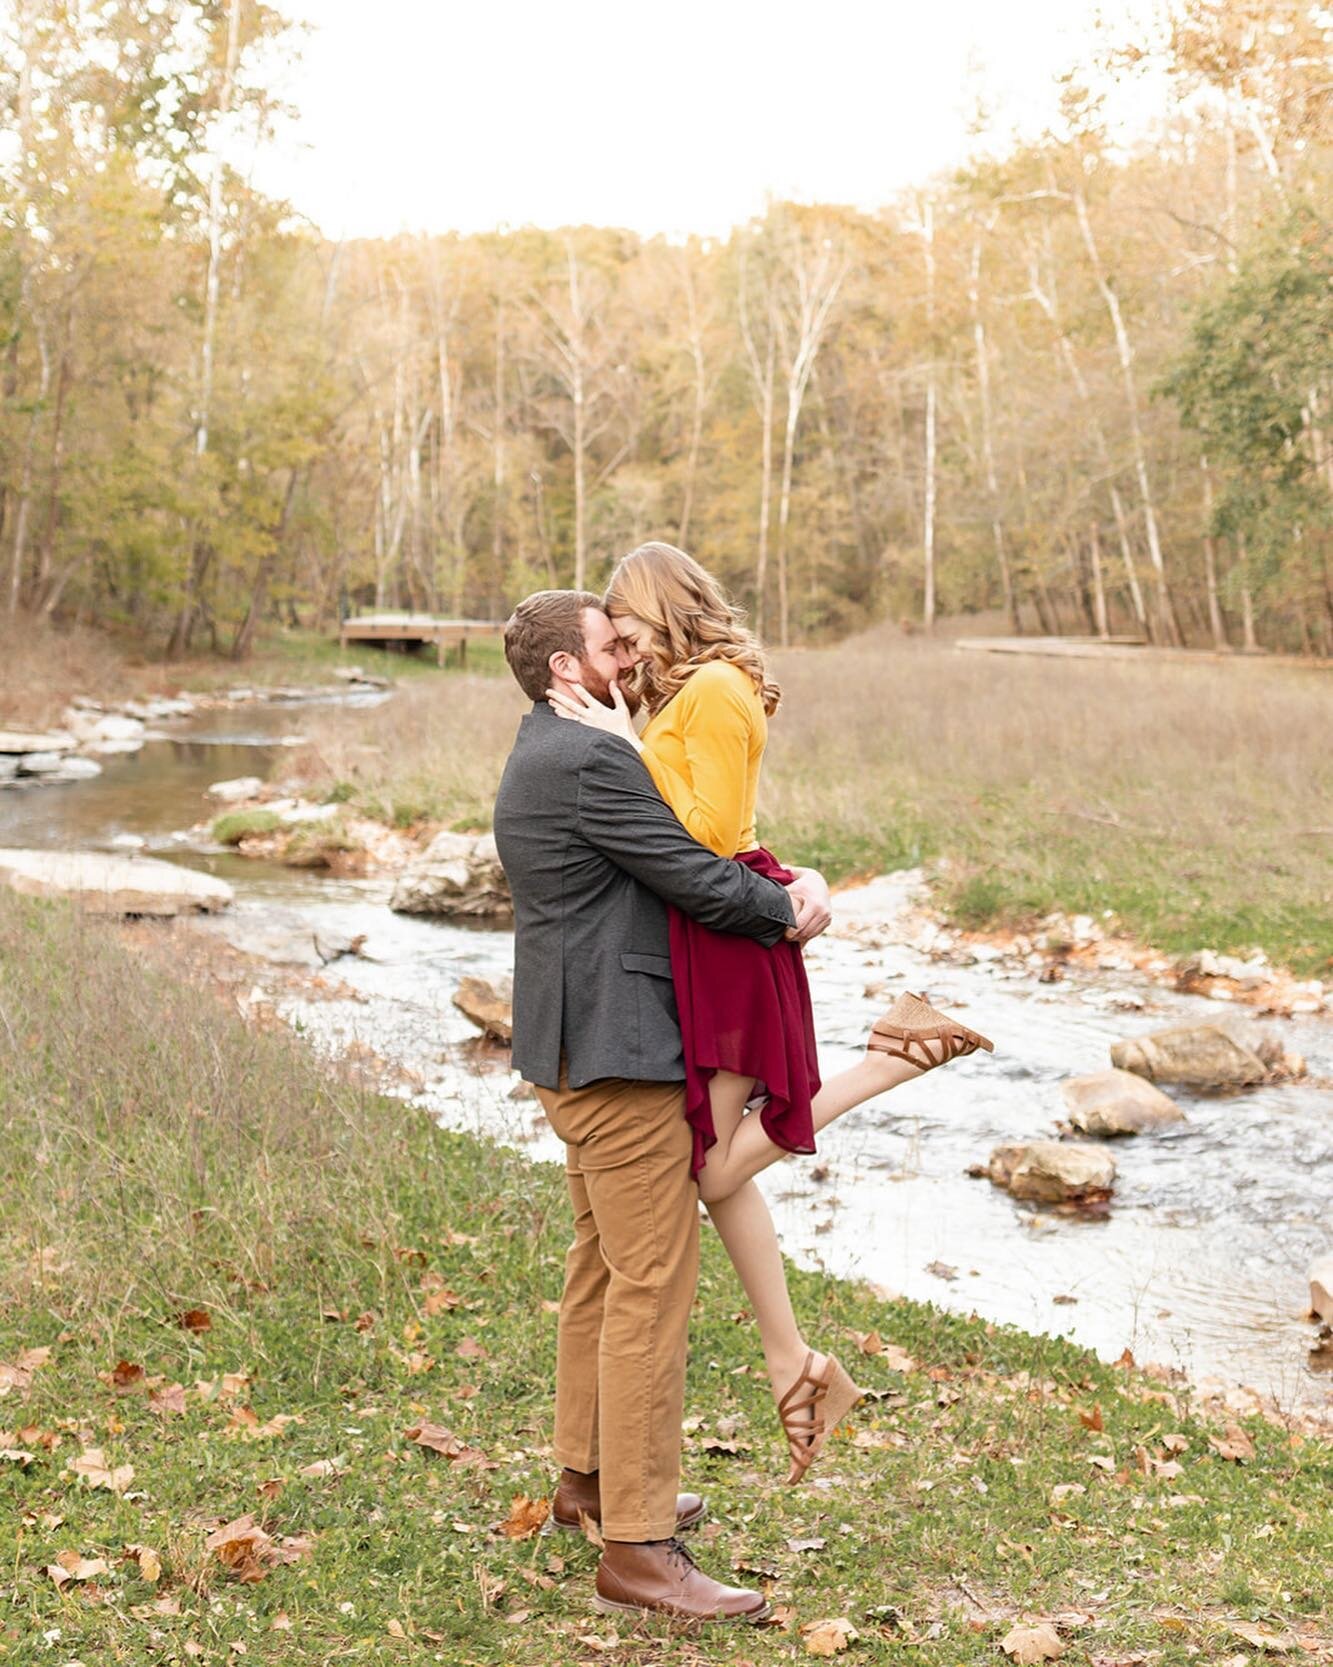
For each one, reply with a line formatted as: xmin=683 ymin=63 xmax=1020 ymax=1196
xmin=603 ymin=542 xmax=781 ymax=717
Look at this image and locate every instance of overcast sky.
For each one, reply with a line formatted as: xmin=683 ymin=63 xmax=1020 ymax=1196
xmin=253 ymin=0 xmax=1163 ymax=240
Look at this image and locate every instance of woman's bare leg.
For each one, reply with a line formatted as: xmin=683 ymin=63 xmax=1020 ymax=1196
xmin=696 ymin=1048 xmax=939 ymax=1208
xmin=700 ymin=1074 xmax=825 ymax=1439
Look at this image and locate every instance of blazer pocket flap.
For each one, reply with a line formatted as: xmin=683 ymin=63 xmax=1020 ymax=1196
xmin=620 ymin=951 xmax=673 ymax=980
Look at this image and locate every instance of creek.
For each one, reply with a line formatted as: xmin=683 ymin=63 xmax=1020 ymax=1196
xmin=2 ymin=691 xmax=1329 ymax=1410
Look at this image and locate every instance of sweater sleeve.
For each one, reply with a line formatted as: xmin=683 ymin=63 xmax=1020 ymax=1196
xmin=640 ymin=666 xmax=753 ymax=858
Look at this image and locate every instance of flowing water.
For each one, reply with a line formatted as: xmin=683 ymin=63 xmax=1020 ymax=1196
xmin=3 ymin=695 xmax=1330 ymax=1410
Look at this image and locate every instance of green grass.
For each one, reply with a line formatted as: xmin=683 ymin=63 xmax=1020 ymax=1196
xmin=213 ymin=809 xmax=284 ymax=845
xmin=1 ymin=893 xmax=1330 ymax=1665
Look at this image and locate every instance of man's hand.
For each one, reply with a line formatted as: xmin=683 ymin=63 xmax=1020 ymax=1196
xmin=783 ymin=866 xmax=832 ymax=945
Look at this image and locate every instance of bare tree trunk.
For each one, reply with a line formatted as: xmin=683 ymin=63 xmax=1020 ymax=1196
xmin=1199 ymin=457 xmax=1228 ymax=649
xmin=1023 ymin=263 xmax=1150 ymax=637
xmin=1236 ymin=534 xmax=1259 ymax=651
xmin=737 ymin=248 xmax=776 ymax=636
xmin=1071 ymin=189 xmax=1181 ymax=645
xmin=167 ymin=0 xmax=243 ymax=657
xmin=8 ymin=314 xmax=49 ymax=616
xmin=773 ymin=232 xmax=845 ymax=647
xmin=677 ymin=254 xmax=707 ymax=547
xmin=968 ymin=231 xmax=1018 ymax=631
xmin=921 ymin=197 xmax=937 ymax=633
xmin=490 ymin=294 xmax=505 ymax=612
xmin=7 ymin=0 xmax=39 ymax=616
xmin=1089 ymin=519 xmax=1109 ymax=638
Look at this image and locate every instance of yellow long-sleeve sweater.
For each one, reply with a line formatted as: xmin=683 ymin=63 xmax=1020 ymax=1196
xmin=639 ymin=659 xmax=766 ymax=859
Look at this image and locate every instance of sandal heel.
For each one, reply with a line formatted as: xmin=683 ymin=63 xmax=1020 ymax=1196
xmin=779 ymin=1352 xmax=864 ymax=1486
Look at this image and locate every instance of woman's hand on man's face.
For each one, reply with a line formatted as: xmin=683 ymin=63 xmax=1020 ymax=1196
xmin=546 ymin=679 xmax=643 ymax=750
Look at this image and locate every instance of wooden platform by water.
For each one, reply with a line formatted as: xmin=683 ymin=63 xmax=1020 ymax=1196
xmin=339 ymin=614 xmax=503 ymax=666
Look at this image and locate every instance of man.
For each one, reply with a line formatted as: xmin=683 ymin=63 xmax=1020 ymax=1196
xmin=493 ymin=590 xmax=831 ymax=1623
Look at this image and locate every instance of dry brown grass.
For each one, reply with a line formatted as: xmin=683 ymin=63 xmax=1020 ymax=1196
xmin=0 ymin=614 xmax=149 ymax=728
xmin=297 ymin=629 xmax=1332 ymax=972
xmin=763 ymin=629 xmax=1333 ymax=973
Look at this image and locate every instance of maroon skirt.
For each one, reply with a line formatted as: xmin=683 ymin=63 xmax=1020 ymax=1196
xmin=668 ymin=846 xmax=821 ymax=1179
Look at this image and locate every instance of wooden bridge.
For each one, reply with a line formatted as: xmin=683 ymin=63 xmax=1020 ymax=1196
xmin=338 ymin=614 xmax=504 ymax=667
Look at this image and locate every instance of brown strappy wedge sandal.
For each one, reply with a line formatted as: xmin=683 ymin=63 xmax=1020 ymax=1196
xmin=867 ymin=990 xmax=994 ymax=1072
xmin=777 ymin=1351 xmax=863 ymax=1486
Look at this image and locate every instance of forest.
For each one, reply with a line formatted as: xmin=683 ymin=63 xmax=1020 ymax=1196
xmin=1 ymin=0 xmax=1331 ymax=658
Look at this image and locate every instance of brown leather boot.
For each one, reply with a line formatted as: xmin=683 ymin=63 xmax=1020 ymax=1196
xmin=594 ymin=1537 xmax=769 ymax=1622
xmin=550 ymin=1468 xmax=706 ymax=1533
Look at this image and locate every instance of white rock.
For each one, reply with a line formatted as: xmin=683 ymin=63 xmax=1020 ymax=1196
xmin=109 ymin=832 xmax=146 ymax=850
xmin=0 ymin=849 xmax=232 ymax=916
xmin=46 ymin=757 xmax=103 ymax=782
xmin=1310 ymin=1255 xmax=1333 ymax=1327
xmin=0 ymin=757 xmax=18 ymax=781
xmin=17 ymin=751 xmax=69 ymax=774
xmin=92 ymin=714 xmax=145 ymax=743
xmin=84 ymin=737 xmax=145 ymax=756
xmin=0 ymin=729 xmax=75 ymax=755
xmin=274 ymin=800 xmax=341 ymax=826
xmin=206 ymin=776 xmax=265 ymax=803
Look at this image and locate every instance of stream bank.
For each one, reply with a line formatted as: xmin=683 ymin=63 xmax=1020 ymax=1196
xmin=1 ymin=690 xmax=1329 ymax=1417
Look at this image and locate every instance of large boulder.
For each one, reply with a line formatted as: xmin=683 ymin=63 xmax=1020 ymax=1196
xmin=452 ymin=975 xmax=513 ymax=1042
xmin=390 ymin=831 xmax=512 ymax=920
xmin=1062 ymin=1068 xmax=1185 ymax=1137
xmin=1310 ymin=1255 xmax=1333 ymax=1328
xmin=0 ymin=849 xmax=232 ymax=916
xmin=1110 ymin=1023 xmax=1268 ymax=1090
xmin=987 ymin=1141 xmax=1116 ymax=1203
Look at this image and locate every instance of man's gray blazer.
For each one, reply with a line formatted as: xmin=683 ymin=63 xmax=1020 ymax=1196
xmin=493 ymin=700 xmax=796 ymax=1090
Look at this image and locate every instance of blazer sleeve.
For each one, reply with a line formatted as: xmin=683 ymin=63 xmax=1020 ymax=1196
xmin=575 ymin=736 xmax=794 ymax=944
xmin=640 ymin=671 xmax=751 ymax=857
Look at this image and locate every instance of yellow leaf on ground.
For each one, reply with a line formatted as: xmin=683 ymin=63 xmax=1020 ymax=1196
xmin=1001 ymin=1623 xmax=1067 ymax=1663
xmin=68 ymin=1447 xmax=134 ymax=1493
xmin=124 ymin=1544 xmax=162 ymax=1583
xmin=499 ymin=1495 xmax=550 ymax=1539
xmin=802 ymin=1617 xmax=858 ymax=1656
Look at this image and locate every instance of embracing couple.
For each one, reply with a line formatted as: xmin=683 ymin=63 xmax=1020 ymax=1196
xmin=492 ymin=543 xmax=994 ymax=1624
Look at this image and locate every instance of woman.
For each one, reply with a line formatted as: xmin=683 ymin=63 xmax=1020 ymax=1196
xmin=547 ymin=543 xmax=992 ymax=1482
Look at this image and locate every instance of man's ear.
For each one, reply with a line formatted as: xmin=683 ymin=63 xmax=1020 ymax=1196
xmin=548 ymin=649 xmax=582 ymax=686
xmin=549 ymin=643 xmax=579 ymax=683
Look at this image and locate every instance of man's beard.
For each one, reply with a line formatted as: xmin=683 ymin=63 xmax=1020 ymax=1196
xmin=575 ymin=662 xmax=641 ymax=713
xmin=575 ymin=661 xmax=616 ymax=707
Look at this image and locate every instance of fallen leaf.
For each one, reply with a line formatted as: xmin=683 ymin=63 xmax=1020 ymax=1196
xmin=925 ymin=1260 xmax=959 ymax=1281
xmin=540 ymin=1298 xmax=562 ymax=1314
xmin=175 ymin=1308 xmax=211 ymax=1334
xmin=387 ymin=1618 xmax=407 ymax=1638
xmin=124 ymin=1544 xmax=162 ymax=1583
xmin=1001 ymin=1622 xmax=1067 ymax=1662
xmin=1085 ymin=1454 xmax=1115 ymax=1473
xmin=1 ymin=1446 xmax=36 ymax=1467
xmin=68 ymin=1448 xmax=134 ymax=1493
xmin=48 ymin=1551 xmax=109 ymax=1587
xmin=454 ymin=1336 xmax=488 ymax=1360
xmin=270 ymin=1613 xmax=293 ymax=1631
xmin=109 ymin=1361 xmax=146 ymax=1391
xmin=1230 ymin=1623 xmax=1299 ymax=1653
xmin=499 ymin=1495 xmax=550 ymax=1539
xmin=787 ymin=1535 xmax=827 ymax=1552
xmin=1050 ymin=1484 xmax=1087 ymax=1505
xmin=257 ymin=1477 xmax=285 ymax=1500
xmin=149 ymin=1383 xmax=187 ymax=1416
xmin=423 ymin=1288 xmax=461 ymax=1317
xmin=700 ymin=1437 xmax=749 ymax=1455
xmin=298 ymin=1457 xmax=347 ymax=1479
xmin=578 ymin=1508 xmax=605 ymax=1549
xmin=0 ymin=1346 xmax=52 ymax=1396
xmin=1210 ymin=1423 xmax=1256 ymax=1463
xmin=205 ymin=1515 xmax=274 ymax=1583
xmin=1077 ymin=1404 xmax=1104 ymax=1432
xmin=802 ymin=1617 xmax=858 ymax=1656
xmin=857 ymin=1329 xmax=883 ymax=1354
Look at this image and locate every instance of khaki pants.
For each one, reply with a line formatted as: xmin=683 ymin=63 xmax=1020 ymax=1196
xmin=534 ymin=1071 xmax=699 ymax=1542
